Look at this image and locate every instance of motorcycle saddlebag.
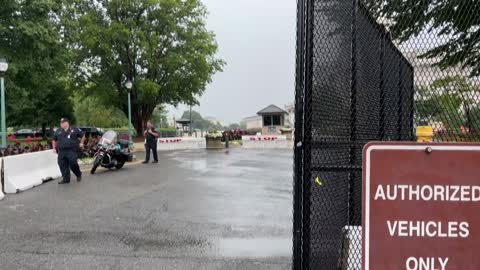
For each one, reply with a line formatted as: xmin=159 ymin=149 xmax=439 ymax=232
xmin=118 ymin=139 xmax=130 ymax=148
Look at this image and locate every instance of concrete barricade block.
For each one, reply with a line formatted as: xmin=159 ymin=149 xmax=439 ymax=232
xmin=157 ymin=137 xmax=206 ymax=151
xmin=0 ymin=158 xmax=3 ymax=200
xmin=241 ymin=135 xmax=290 ymax=149
xmin=4 ymin=150 xmax=61 ymax=194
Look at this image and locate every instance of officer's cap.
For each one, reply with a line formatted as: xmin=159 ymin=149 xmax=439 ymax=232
xmin=60 ymin=117 xmax=69 ymax=123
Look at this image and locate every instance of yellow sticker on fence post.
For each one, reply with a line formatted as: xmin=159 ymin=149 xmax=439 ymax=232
xmin=315 ymin=177 xmax=322 ymax=186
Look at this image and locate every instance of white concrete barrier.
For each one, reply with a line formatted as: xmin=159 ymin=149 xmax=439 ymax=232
xmin=241 ymin=135 xmax=290 ymax=149
xmin=4 ymin=150 xmax=61 ymax=194
xmin=157 ymin=137 xmax=206 ymax=151
xmin=0 ymin=158 xmax=3 ymax=200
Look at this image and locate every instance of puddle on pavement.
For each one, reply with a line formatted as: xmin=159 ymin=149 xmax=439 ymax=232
xmin=211 ymin=238 xmax=292 ymax=258
xmin=173 ymin=157 xmax=209 ymax=172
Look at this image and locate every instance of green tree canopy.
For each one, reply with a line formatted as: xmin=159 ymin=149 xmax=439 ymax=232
xmin=228 ymin=123 xmax=240 ymax=129
xmin=181 ymin=110 xmax=207 ymax=130
xmin=63 ymin=0 xmax=224 ymax=134
xmin=180 ymin=109 xmax=224 ymax=130
xmin=366 ymin=0 xmax=480 ymax=76
xmin=73 ymin=93 xmax=127 ymax=128
xmin=416 ymin=76 xmax=480 ymax=132
xmin=0 ymin=0 xmax=74 ymax=130
xmin=151 ymin=105 xmax=169 ymax=128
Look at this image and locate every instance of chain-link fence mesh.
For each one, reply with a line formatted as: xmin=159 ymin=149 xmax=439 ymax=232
xmin=293 ymin=0 xmax=480 ymax=269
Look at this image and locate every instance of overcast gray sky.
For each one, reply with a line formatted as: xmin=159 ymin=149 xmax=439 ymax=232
xmin=167 ymin=0 xmax=296 ymax=125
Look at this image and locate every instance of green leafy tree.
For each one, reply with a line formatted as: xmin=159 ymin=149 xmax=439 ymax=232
xmin=179 ymin=109 xmax=224 ymax=130
xmin=468 ymin=108 xmax=480 ymax=132
xmin=151 ymin=105 xmax=169 ymax=128
xmin=73 ymin=94 xmax=127 ymax=128
xmin=63 ymin=0 xmax=224 ymax=134
xmin=181 ymin=110 xmax=210 ymax=130
xmin=0 ymin=0 xmax=74 ymax=133
xmin=366 ymin=0 xmax=480 ymax=76
xmin=416 ymin=76 xmax=480 ymax=131
xmin=228 ymin=123 xmax=241 ymax=129
xmin=214 ymin=122 xmax=224 ymax=130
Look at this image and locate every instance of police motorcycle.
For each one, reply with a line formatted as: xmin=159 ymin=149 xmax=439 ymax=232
xmin=90 ymin=130 xmax=132 ymax=174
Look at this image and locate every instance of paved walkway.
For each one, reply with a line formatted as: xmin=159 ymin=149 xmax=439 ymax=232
xmin=131 ymin=142 xmax=146 ymax=153
xmin=0 ymin=149 xmax=293 ymax=269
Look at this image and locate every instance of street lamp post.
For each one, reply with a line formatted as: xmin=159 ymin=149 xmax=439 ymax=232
xmin=125 ymin=80 xmax=133 ymax=147
xmin=0 ymin=58 xmax=9 ymax=149
xmin=189 ymin=105 xmax=192 ymax=136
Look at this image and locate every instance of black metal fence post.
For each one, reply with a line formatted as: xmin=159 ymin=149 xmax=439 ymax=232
xmin=300 ymin=0 xmax=315 ymax=268
xmin=348 ymin=0 xmax=358 ymax=228
xmin=292 ymin=0 xmax=306 ymax=268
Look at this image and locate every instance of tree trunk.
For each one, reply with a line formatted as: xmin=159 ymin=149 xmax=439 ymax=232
xmin=42 ymin=123 xmax=46 ymax=139
xmin=466 ymin=106 xmax=473 ymax=132
xmin=133 ymin=114 xmax=144 ymax=138
xmin=133 ymin=110 xmax=156 ymax=137
xmin=121 ymin=91 xmax=156 ymax=138
xmin=132 ymin=113 xmax=146 ymax=137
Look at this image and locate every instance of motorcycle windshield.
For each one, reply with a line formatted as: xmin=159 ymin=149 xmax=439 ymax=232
xmin=99 ymin=131 xmax=118 ymax=146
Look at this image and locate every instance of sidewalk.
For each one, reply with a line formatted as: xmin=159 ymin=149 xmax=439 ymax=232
xmin=131 ymin=142 xmax=145 ymax=153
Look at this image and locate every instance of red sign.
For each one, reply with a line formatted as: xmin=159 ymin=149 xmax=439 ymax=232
xmin=362 ymin=142 xmax=480 ymax=270
xmin=158 ymin=138 xmax=182 ymax=143
xmin=249 ymin=136 xmax=278 ymax=141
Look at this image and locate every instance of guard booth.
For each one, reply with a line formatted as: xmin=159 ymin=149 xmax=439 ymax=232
xmin=257 ymin=104 xmax=288 ymax=135
xmin=175 ymin=118 xmax=191 ymax=137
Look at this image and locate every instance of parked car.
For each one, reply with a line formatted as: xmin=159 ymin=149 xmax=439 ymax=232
xmin=15 ymin=129 xmax=34 ymax=138
xmin=78 ymin=127 xmax=103 ymax=138
xmin=14 ymin=128 xmax=57 ymax=139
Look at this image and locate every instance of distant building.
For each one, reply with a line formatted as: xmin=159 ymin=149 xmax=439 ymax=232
xmin=241 ymin=115 xmax=262 ymax=131
xmin=175 ymin=118 xmax=191 ymax=132
xmin=257 ymin=104 xmax=288 ymax=135
xmin=404 ymin=52 xmax=478 ymax=86
xmin=242 ymin=103 xmax=295 ymax=134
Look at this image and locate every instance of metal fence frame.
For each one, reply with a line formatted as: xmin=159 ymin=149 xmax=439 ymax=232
xmin=293 ymin=0 xmax=414 ymax=268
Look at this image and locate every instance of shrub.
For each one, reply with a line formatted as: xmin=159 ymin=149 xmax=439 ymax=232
xmin=158 ymin=128 xmax=177 ymax=138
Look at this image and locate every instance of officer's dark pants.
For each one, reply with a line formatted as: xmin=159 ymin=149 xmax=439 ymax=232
xmin=145 ymin=142 xmax=158 ymax=162
xmin=58 ymin=149 xmax=81 ymax=181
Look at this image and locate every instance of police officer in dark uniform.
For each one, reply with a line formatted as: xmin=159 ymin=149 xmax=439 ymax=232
xmin=143 ymin=121 xmax=159 ymax=164
xmin=52 ymin=118 xmax=86 ymax=184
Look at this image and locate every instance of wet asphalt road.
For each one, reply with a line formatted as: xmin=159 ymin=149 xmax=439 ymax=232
xmin=0 ymin=149 xmax=293 ymax=269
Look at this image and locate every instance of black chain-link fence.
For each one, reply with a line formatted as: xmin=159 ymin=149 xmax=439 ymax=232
xmin=293 ymin=0 xmax=480 ymax=269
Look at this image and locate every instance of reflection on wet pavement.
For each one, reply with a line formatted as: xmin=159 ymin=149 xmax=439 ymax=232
xmin=213 ymin=238 xmax=292 ymax=258
xmin=170 ymin=149 xmax=293 ymax=260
